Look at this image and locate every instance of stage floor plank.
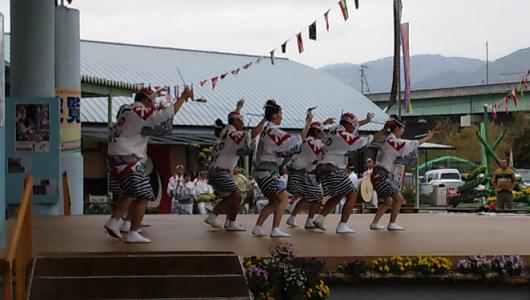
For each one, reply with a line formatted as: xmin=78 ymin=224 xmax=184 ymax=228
xmin=4 ymin=213 xmax=528 ymax=261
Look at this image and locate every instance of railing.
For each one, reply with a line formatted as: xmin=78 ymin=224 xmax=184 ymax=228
xmin=3 ymin=176 xmax=33 ymax=300
xmin=63 ymin=172 xmax=71 ymax=216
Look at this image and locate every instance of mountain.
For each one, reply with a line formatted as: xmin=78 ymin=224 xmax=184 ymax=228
xmin=320 ymin=47 xmax=530 ymax=93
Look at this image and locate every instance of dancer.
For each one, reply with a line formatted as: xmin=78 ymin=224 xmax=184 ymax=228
xmin=104 ymin=86 xmax=193 ymax=243
xmin=313 ymin=112 xmax=388 ymax=233
xmin=252 ymin=100 xmax=312 ymax=238
xmin=370 ymin=117 xmax=435 ymax=231
xmin=285 ymin=120 xmax=332 ymax=229
xmin=205 ymin=100 xmax=267 ymax=230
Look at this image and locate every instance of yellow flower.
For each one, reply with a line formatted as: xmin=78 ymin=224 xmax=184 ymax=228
xmin=319 ymin=291 xmax=323 ymax=297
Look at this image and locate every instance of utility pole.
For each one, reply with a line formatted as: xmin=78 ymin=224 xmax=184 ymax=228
xmin=486 ymin=41 xmax=489 ymax=85
xmin=388 ymin=0 xmax=402 ymax=116
xmin=360 ymin=65 xmax=371 ymax=94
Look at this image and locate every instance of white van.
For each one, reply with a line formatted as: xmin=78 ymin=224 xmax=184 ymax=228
xmin=422 ymin=169 xmax=464 ymax=196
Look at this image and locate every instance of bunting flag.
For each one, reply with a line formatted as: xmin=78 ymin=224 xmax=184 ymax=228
xmin=281 ymin=41 xmax=288 ymax=54
xmin=339 ymin=0 xmax=349 ymax=21
xmin=211 ymin=76 xmax=218 ymax=90
xmin=324 ymin=10 xmax=330 ymax=31
xmin=309 ymin=21 xmax=317 ymax=40
xmin=169 ymin=0 xmax=366 ymax=93
xmin=401 ymin=23 xmax=412 ymax=113
xmin=523 ymin=75 xmax=529 ymax=90
xmin=490 ymin=104 xmax=497 ymax=121
xmin=173 ymin=86 xmax=178 ymax=100
xmin=297 ymin=32 xmax=304 ymax=54
xmin=503 ymin=96 xmax=509 ymax=112
xmin=510 ymin=89 xmax=518 ymax=108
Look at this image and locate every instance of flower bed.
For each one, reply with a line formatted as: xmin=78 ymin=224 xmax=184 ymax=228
xmin=244 ymin=242 xmax=331 ymax=299
xmin=335 ymin=255 xmax=526 ymax=283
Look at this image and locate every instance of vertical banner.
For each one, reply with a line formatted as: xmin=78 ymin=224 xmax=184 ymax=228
xmin=401 ymin=22 xmax=412 ymax=113
xmin=56 ymin=88 xmax=81 ymax=151
xmin=0 ymin=15 xmax=4 ymax=127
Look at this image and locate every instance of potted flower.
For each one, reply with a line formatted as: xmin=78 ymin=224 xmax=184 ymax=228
xmin=337 ymin=260 xmax=369 ymax=279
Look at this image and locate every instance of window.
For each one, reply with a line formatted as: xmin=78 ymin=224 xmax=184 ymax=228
xmin=441 ymin=173 xmax=461 ymax=180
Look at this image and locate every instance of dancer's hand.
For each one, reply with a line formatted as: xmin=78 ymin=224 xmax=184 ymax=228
xmin=179 ymin=86 xmax=194 ymax=102
xmin=366 ymin=112 xmax=375 ymax=123
xmin=236 ymin=99 xmax=245 ymax=112
xmin=305 ymin=110 xmax=314 ymax=123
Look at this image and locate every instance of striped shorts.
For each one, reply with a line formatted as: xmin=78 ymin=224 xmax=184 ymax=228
xmin=371 ymin=166 xmax=400 ymax=200
xmin=317 ymin=164 xmax=356 ymax=198
xmin=253 ymin=168 xmax=286 ymax=199
xmin=286 ymin=168 xmax=322 ymax=202
xmin=110 ymin=161 xmax=155 ymax=201
xmin=208 ymin=168 xmax=240 ymax=197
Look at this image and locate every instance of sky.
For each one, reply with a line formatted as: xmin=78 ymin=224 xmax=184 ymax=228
xmin=1 ymin=0 xmax=529 ymax=68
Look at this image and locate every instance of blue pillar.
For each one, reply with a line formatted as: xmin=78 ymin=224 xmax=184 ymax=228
xmin=0 ymin=13 xmax=6 ymax=246
xmin=10 ymin=0 xmax=57 ymax=215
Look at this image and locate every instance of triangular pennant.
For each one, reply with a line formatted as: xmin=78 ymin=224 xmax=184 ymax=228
xmin=354 ymin=0 xmax=360 ymax=9
xmin=270 ymin=50 xmax=275 ymax=65
xmin=309 ymin=21 xmax=317 ymax=40
xmin=211 ymin=76 xmax=218 ymax=90
xmin=339 ymin=0 xmax=349 ymax=21
xmin=255 ymin=57 xmax=261 ymax=64
xmin=281 ymin=41 xmax=288 ymax=54
xmin=504 ymin=95 xmax=510 ymax=113
xmin=324 ymin=9 xmax=330 ymax=31
xmin=200 ymin=80 xmax=208 ymax=87
xmin=220 ymin=73 xmax=229 ymax=80
xmin=511 ymin=89 xmax=518 ymax=108
xmin=296 ymin=32 xmax=304 ymax=54
xmin=243 ymin=62 xmax=253 ymax=69
xmin=231 ymin=68 xmax=240 ymax=75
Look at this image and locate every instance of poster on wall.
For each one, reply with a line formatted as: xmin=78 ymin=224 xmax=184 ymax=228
xmin=15 ymin=104 xmax=50 ymax=152
xmin=6 ymin=97 xmax=60 ymax=205
xmin=56 ymin=88 xmax=81 ymax=151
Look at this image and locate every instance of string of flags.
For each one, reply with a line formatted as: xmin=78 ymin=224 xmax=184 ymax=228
xmin=489 ymin=69 xmax=530 ymax=120
xmin=169 ymin=0 xmax=362 ymax=92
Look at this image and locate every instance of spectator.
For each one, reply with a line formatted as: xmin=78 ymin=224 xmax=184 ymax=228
xmin=492 ymin=159 xmax=516 ymax=210
xmin=194 ymin=170 xmax=215 ymax=214
xmin=167 ymin=164 xmax=185 ymax=213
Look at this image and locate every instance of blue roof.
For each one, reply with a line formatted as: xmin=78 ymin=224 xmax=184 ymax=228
xmin=4 ymin=34 xmax=387 ymax=130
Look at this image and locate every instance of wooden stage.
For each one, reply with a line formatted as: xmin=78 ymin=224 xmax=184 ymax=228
xmin=4 ymin=213 xmax=530 ymax=268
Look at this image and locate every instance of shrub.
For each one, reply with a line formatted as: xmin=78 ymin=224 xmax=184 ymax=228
xmin=456 ymin=255 xmax=491 ymax=276
xmin=337 ymin=260 xmax=369 ymax=278
xmin=413 ymin=256 xmax=452 ymax=276
xmin=491 ymin=255 xmax=525 ymax=276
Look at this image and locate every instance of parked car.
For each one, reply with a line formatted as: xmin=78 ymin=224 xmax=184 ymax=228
xmin=421 ymin=169 xmax=465 ymax=197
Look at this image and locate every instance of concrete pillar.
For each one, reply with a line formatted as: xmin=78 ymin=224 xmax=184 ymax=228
xmin=0 ymin=13 xmax=6 ymax=246
xmin=10 ymin=0 xmax=55 ymax=97
xmin=10 ymin=0 xmax=57 ymax=215
xmin=56 ymin=6 xmax=83 ymax=215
